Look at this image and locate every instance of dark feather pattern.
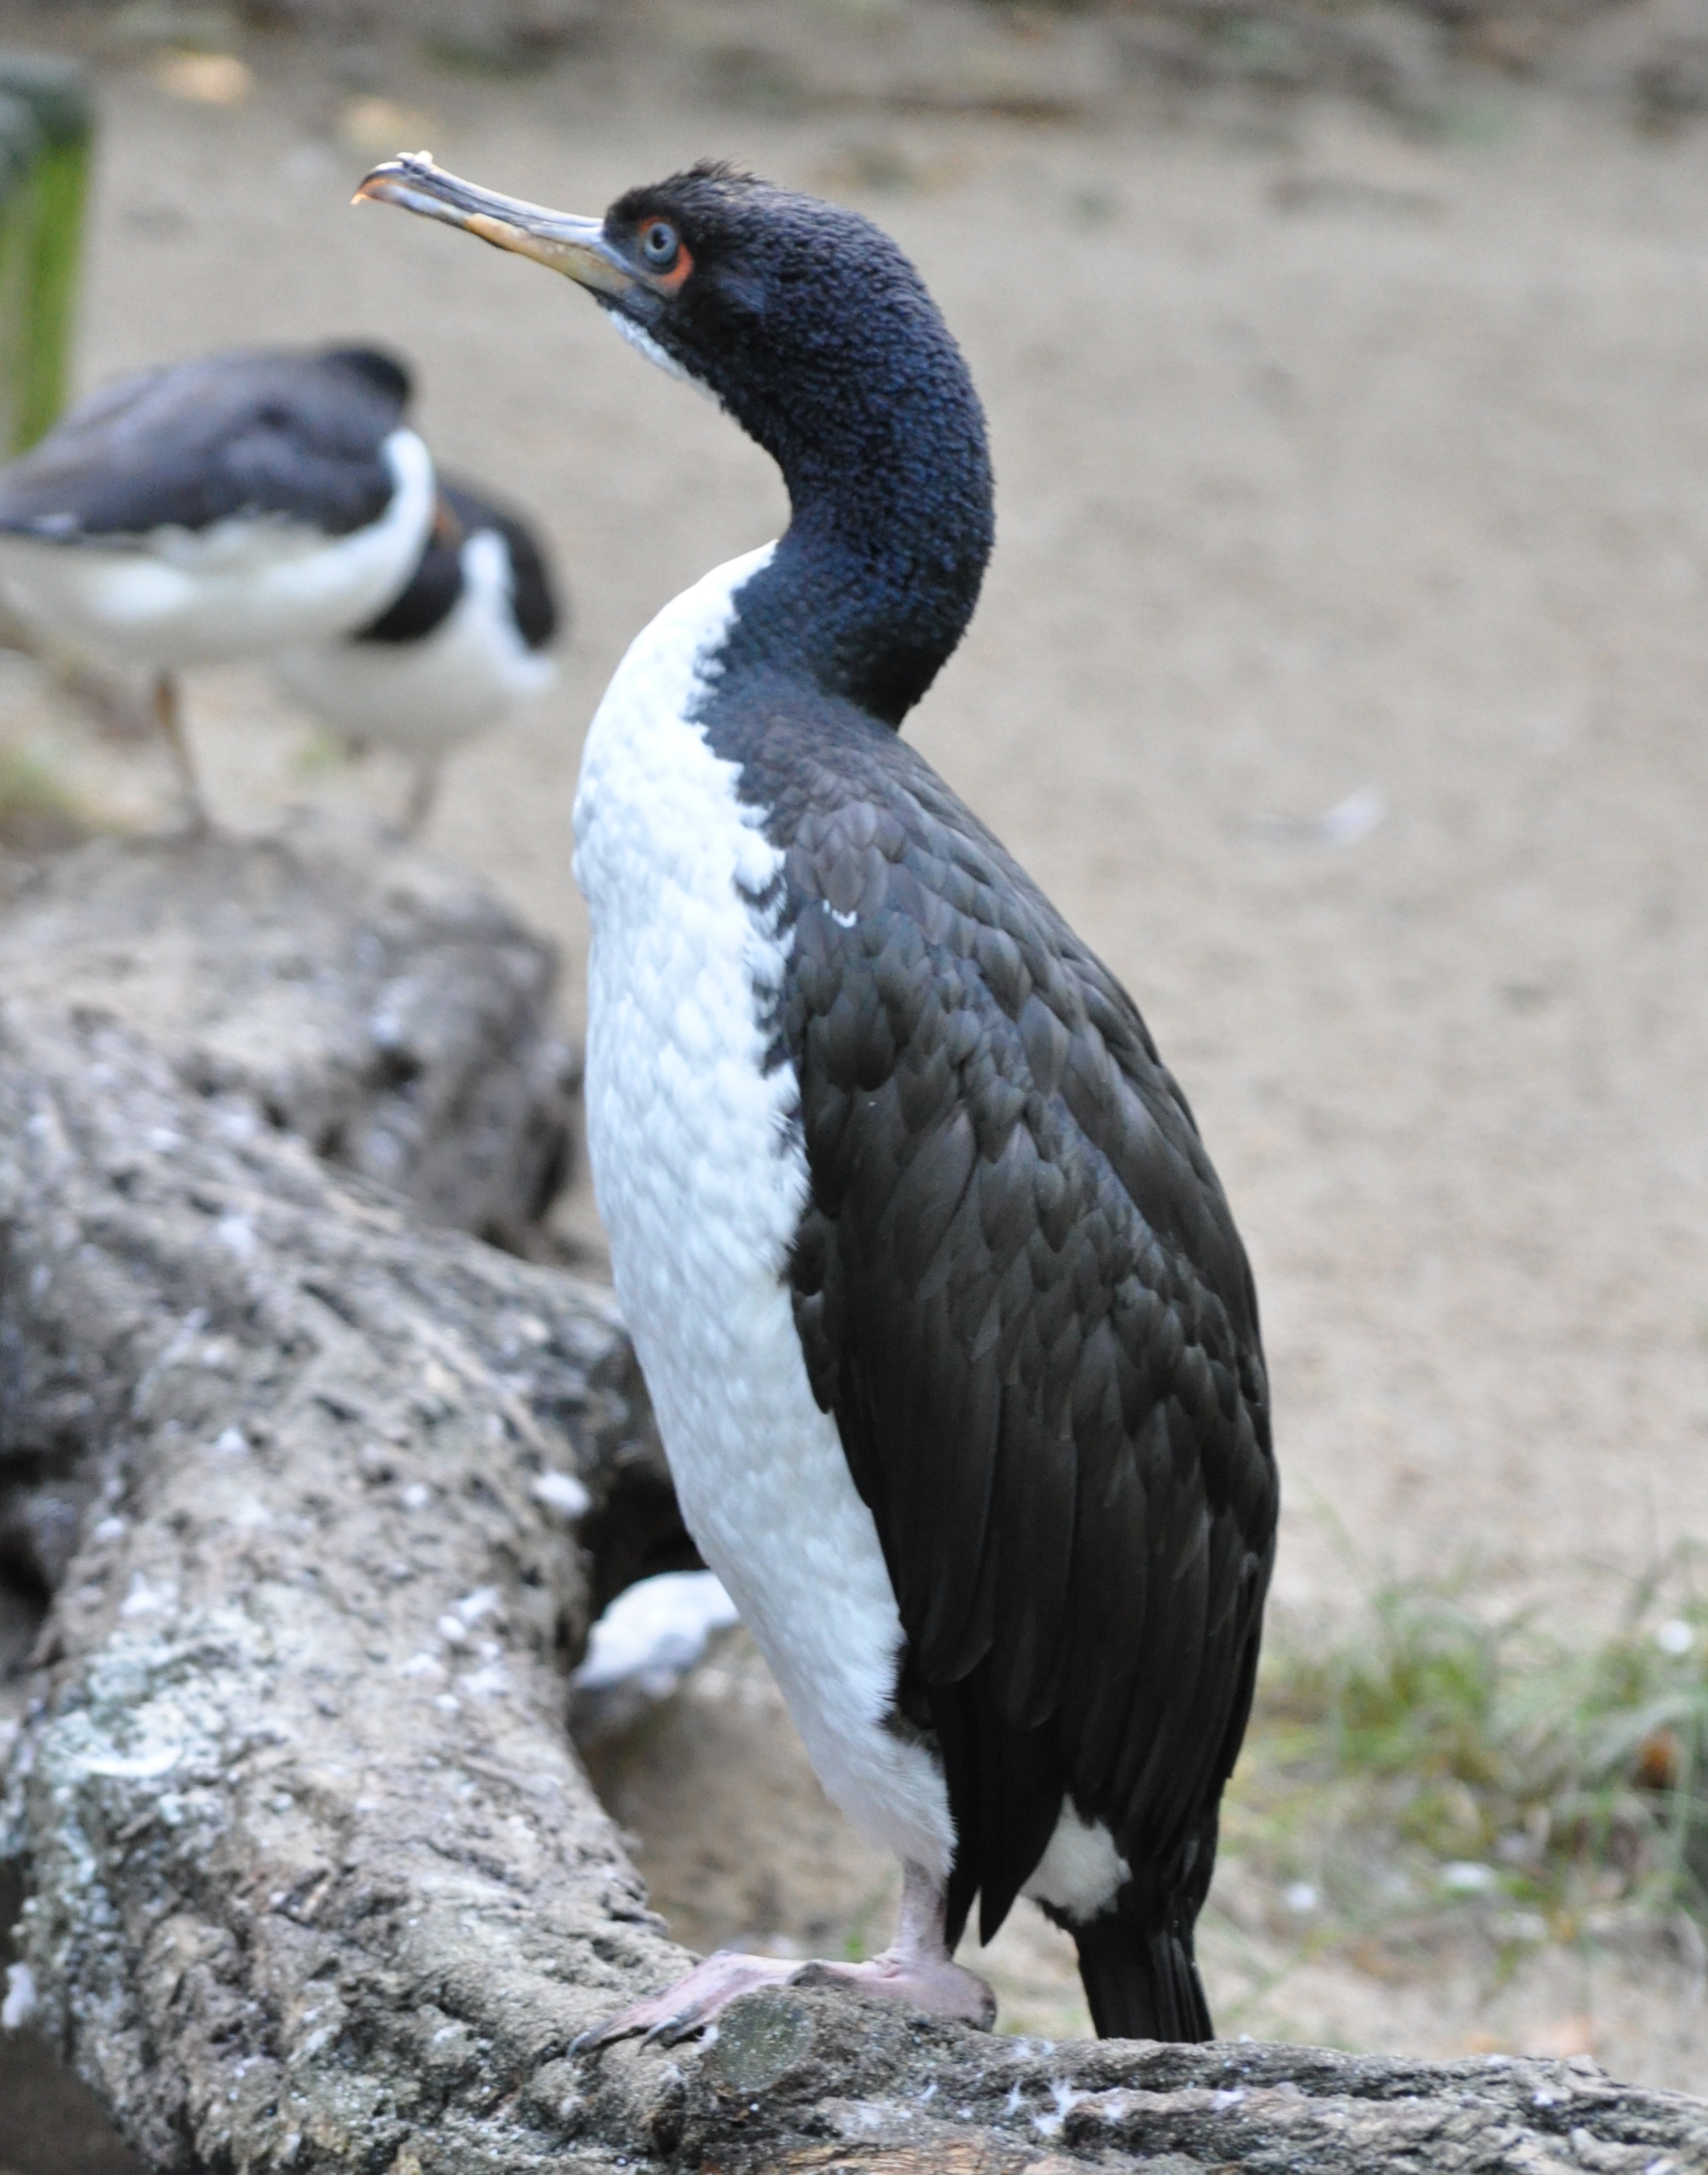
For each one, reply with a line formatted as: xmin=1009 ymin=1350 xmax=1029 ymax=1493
xmin=710 ymin=669 xmax=1277 ymax=1967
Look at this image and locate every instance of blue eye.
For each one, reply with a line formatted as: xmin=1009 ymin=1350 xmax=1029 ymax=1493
xmin=642 ymin=220 xmax=680 ymax=270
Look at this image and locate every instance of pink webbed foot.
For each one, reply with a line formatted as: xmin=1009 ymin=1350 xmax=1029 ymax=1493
xmin=572 ymin=1944 xmax=995 ymax=2052
xmin=572 ymin=1864 xmax=996 ymax=2052
xmin=571 ymin=1950 xmax=802 ymax=2050
xmin=793 ymin=1950 xmax=996 ymax=2029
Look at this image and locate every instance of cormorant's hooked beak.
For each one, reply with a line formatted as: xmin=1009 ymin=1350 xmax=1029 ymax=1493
xmin=354 ymin=153 xmax=637 ymax=300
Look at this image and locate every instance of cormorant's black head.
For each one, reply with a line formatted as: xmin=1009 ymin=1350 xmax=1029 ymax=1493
xmin=357 ymin=154 xmax=992 ymax=725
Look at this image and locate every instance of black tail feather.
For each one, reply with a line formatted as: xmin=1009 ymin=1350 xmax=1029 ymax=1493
xmin=1072 ymin=1911 xmax=1213 ymax=2042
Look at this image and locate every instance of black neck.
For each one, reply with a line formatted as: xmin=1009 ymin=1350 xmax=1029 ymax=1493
xmin=710 ymin=307 xmax=994 ymax=728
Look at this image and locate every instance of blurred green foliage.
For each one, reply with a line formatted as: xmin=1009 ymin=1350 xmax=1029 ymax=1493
xmin=1229 ymin=1560 xmax=1708 ymax=1946
xmin=0 ymin=55 xmax=92 ymax=456
xmin=0 ymin=742 xmax=95 ymax=853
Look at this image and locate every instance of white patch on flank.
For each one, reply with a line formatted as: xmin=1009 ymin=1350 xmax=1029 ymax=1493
xmin=273 ymin=525 xmax=554 ymax=757
xmin=0 ymin=428 xmax=435 ymax=666
xmin=607 ymin=310 xmax=724 ymax=408
xmin=1022 ymin=1800 xmax=1130 ymax=1923
xmin=573 ymin=542 xmax=955 ymax=1881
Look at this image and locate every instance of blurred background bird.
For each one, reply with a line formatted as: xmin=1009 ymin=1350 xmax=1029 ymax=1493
xmin=0 ymin=341 xmax=435 ymax=828
xmin=273 ymin=474 xmax=561 ymax=838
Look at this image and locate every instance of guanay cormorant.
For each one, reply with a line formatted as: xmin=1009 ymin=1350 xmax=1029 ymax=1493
xmin=358 ymin=152 xmax=1278 ymax=2046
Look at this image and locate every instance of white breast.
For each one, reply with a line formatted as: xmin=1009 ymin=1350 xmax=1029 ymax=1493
xmin=273 ymin=528 xmax=554 ymax=756
xmin=0 ymin=428 xmax=436 ymax=668
xmin=573 ymin=543 xmax=954 ymax=1880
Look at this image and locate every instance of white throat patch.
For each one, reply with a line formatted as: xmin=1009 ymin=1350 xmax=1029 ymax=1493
xmin=605 ymin=310 xmax=723 ymax=409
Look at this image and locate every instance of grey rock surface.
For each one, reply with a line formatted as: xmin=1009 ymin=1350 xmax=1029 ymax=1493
xmin=0 ymin=811 xmax=576 ymax=1254
xmin=672 ymin=1984 xmax=1708 ymax=2171
xmin=0 ymin=825 xmax=681 ymax=2171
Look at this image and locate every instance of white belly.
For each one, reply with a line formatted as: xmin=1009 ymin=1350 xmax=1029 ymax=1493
xmin=0 ymin=429 xmax=434 ymax=668
xmin=573 ymin=543 xmax=954 ymax=1880
xmin=273 ymin=530 xmax=553 ymax=756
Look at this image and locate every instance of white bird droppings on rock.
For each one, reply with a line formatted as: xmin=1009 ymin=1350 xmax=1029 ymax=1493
xmin=2 ymin=1962 xmax=37 ymax=2031
xmin=217 ymin=1213 xmax=256 ymax=1258
xmin=120 ymin=1572 xmax=176 ymax=1616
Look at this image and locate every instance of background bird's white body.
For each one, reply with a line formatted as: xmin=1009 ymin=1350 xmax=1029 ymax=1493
xmin=0 ymin=428 xmax=434 ymax=667
xmin=573 ymin=542 xmax=958 ymax=1881
xmin=274 ymin=523 xmax=554 ymax=758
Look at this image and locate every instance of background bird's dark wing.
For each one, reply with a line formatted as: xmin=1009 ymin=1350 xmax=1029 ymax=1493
xmin=442 ymin=477 xmax=560 ymax=650
xmin=353 ymin=477 xmax=561 ymax=649
xmin=771 ymin=712 xmax=1278 ymax=1946
xmin=0 ymin=346 xmax=410 ymax=543
xmin=355 ymin=489 xmax=464 ymax=646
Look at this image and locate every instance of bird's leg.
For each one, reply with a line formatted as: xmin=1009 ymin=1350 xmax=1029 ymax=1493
xmin=572 ymin=1862 xmax=994 ymax=2053
xmin=797 ymin=1861 xmax=997 ymax=2026
xmin=403 ymin=757 xmax=439 ymax=840
xmin=151 ymin=671 xmax=208 ymax=833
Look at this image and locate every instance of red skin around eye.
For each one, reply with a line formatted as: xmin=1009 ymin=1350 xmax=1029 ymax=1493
xmin=654 ymin=244 xmax=694 ymax=292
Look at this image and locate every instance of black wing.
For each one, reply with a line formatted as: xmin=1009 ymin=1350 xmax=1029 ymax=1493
xmin=0 ymin=346 xmax=411 ymax=544
xmin=771 ymin=709 xmax=1277 ymax=1947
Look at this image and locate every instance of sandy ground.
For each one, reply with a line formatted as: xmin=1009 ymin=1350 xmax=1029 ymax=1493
xmin=5 ymin=7 xmax=1708 ymax=2103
